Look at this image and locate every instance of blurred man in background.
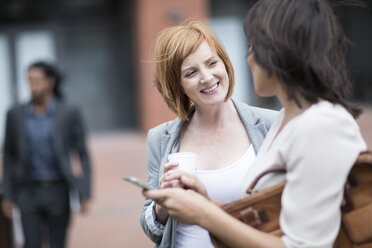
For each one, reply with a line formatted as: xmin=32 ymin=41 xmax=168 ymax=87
xmin=1 ymin=61 xmax=92 ymax=248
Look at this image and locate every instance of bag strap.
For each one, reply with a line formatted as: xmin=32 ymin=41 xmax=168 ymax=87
xmin=246 ymin=165 xmax=286 ymax=194
xmin=246 ymin=151 xmax=372 ymax=194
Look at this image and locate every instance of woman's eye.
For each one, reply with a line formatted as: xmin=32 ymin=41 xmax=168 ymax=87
xmin=209 ymin=60 xmax=217 ymax=66
xmin=185 ymin=70 xmax=196 ymax=78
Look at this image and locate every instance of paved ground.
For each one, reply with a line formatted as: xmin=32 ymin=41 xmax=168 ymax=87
xmin=67 ymin=132 xmax=153 ymax=248
xmin=67 ymin=106 xmax=372 ymax=248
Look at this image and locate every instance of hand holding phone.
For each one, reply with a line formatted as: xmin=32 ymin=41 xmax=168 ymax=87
xmin=123 ymin=176 xmax=151 ymax=190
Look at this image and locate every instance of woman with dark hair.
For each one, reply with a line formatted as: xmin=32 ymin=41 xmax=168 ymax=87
xmin=144 ymin=0 xmax=367 ymax=247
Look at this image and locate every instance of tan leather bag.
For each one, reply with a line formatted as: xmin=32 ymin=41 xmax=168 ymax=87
xmin=209 ymin=151 xmax=372 ymax=248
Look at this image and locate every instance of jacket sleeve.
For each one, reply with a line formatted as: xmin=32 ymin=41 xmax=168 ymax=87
xmin=71 ymin=107 xmax=92 ymax=200
xmin=140 ymin=126 xmax=166 ymax=244
xmin=2 ymin=109 xmax=16 ymax=201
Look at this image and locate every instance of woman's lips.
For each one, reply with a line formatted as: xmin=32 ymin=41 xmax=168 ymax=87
xmin=200 ymin=82 xmax=219 ymax=94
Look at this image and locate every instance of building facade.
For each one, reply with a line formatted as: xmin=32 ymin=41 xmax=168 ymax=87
xmin=0 ymin=0 xmax=371 ymax=143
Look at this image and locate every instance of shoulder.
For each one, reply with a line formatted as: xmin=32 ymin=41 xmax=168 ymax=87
xmin=57 ymin=100 xmax=77 ymax=110
xmin=233 ymin=100 xmax=278 ymax=127
xmin=248 ymin=105 xmax=278 ymax=123
xmin=6 ymin=103 xmax=26 ymax=119
xmin=287 ymin=101 xmax=366 ymax=159
xmin=296 ymin=101 xmax=360 ymax=136
xmin=9 ymin=102 xmax=26 ymax=112
xmin=146 ymin=117 xmax=182 ymax=142
xmin=57 ymin=101 xmax=81 ymax=116
xmin=147 ymin=122 xmax=169 ymax=141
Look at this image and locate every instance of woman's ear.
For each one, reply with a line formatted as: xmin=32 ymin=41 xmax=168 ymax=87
xmin=47 ymin=77 xmax=56 ymax=93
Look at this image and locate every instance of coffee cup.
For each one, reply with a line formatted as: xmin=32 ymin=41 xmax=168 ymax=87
xmin=167 ymin=152 xmax=197 ymax=174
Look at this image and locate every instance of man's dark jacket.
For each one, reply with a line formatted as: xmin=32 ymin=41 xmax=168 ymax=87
xmin=2 ymin=100 xmax=92 ymax=202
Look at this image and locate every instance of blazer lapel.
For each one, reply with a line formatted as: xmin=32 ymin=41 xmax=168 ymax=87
xmin=17 ymin=105 xmax=28 ymax=162
xmin=162 ymin=105 xmax=195 ymax=156
xmin=158 ymin=118 xmax=184 ymax=175
xmin=233 ymin=100 xmax=268 ymax=154
xmin=52 ymin=101 xmax=64 ymax=161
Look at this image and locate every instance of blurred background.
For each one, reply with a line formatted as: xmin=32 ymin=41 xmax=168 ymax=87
xmin=0 ymin=0 xmax=371 ymax=247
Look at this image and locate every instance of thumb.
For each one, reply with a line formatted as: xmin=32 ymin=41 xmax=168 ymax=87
xmin=181 ymin=176 xmax=208 ymax=198
xmin=143 ymin=189 xmax=169 ymax=201
xmin=180 ymin=175 xmax=194 ymax=188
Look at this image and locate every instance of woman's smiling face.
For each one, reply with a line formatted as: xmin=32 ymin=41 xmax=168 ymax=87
xmin=180 ymin=41 xmax=229 ymax=107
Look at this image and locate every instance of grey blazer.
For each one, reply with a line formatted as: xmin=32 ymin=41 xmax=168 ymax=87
xmin=140 ymin=100 xmax=277 ymax=248
xmin=2 ymin=100 xmax=92 ymax=202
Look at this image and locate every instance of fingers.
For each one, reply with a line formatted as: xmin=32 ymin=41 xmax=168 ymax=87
xmin=144 ymin=188 xmax=211 ymax=225
xmin=163 ymin=161 xmax=179 ymax=174
xmin=179 ymin=174 xmax=197 ymax=188
xmin=161 ymin=169 xmax=190 ymax=183
xmin=180 ymin=175 xmax=209 ymax=198
xmin=2 ymin=207 xmax=12 ymax=219
xmin=159 ymin=165 xmax=188 ymax=189
xmin=1 ymin=200 xmax=14 ymax=219
xmin=160 ymin=169 xmax=208 ymax=197
xmin=80 ymin=199 xmax=91 ymax=215
xmin=159 ymin=179 xmax=183 ymax=189
xmin=143 ymin=188 xmax=171 ymax=202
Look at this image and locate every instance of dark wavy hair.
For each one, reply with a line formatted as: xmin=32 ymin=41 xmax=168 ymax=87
xmin=28 ymin=61 xmax=64 ymax=100
xmin=244 ymin=0 xmax=361 ymax=118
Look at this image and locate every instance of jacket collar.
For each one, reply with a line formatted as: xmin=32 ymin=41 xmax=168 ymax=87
xmin=163 ymin=100 xmax=268 ymax=154
xmin=164 ymin=105 xmax=194 ymax=137
xmin=164 ymin=98 xmax=263 ymax=137
xmin=232 ymin=98 xmax=262 ymax=126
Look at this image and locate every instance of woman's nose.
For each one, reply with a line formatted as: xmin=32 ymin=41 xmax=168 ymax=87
xmin=200 ymin=71 xmax=213 ymax=84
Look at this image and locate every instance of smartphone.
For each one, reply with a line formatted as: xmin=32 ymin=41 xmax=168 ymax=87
xmin=123 ymin=176 xmax=151 ymax=190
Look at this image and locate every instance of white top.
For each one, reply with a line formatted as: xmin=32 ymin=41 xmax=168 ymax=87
xmin=241 ymin=101 xmax=367 ymax=248
xmin=176 ymin=145 xmax=256 ymax=248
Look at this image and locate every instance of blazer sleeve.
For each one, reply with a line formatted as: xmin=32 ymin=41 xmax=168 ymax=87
xmin=2 ymin=110 xmax=16 ymax=201
xmin=140 ymin=125 xmax=167 ymax=244
xmin=71 ymin=107 xmax=92 ymax=200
